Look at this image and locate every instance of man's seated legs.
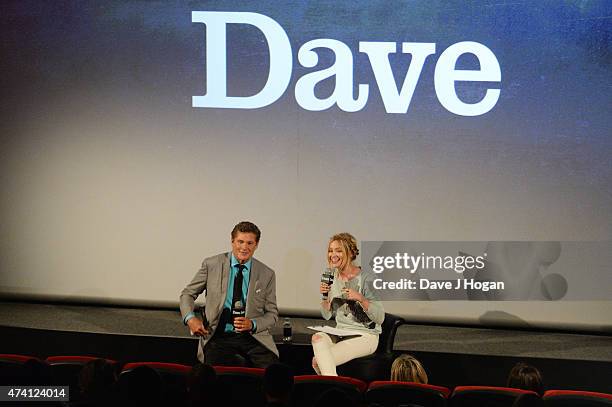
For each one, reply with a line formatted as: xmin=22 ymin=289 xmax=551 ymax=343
xmin=245 ymin=336 xmax=279 ymax=368
xmin=204 ymin=333 xmax=278 ymax=368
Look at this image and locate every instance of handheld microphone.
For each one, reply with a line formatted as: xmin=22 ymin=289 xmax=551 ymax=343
xmin=232 ymin=300 xmax=245 ymax=332
xmin=321 ymin=268 xmax=336 ymax=300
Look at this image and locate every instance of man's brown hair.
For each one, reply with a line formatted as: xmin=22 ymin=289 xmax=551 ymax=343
xmin=231 ymin=221 xmax=261 ymax=243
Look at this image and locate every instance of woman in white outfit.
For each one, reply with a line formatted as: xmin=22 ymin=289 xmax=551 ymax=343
xmin=311 ymin=233 xmax=385 ymax=376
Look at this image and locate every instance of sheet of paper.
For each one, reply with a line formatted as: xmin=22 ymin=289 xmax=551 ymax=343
xmin=307 ymin=325 xmax=362 ymax=337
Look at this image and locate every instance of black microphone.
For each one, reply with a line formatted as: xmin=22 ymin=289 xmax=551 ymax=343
xmin=321 ymin=268 xmax=335 ymax=300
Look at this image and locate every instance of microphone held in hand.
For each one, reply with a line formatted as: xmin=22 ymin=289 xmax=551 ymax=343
xmin=232 ymin=300 xmax=245 ymax=332
xmin=321 ymin=268 xmax=336 ymax=300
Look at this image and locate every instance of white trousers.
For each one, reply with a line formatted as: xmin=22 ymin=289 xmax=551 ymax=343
xmin=311 ymin=332 xmax=379 ymax=376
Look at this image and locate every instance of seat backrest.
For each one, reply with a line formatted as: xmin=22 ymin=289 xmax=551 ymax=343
xmin=513 ymin=393 xmax=544 ymax=407
xmin=122 ymin=361 xmax=191 ymax=375
xmin=367 ymin=381 xmax=450 ymax=407
xmin=213 ymin=366 xmax=265 ymax=376
xmin=543 ymin=390 xmax=612 ymax=407
xmin=47 ymin=355 xmax=117 ymax=364
xmin=0 ymin=354 xmax=39 ymax=363
xmin=293 ymin=375 xmax=366 ymax=407
xmin=451 ymin=386 xmax=538 ymax=407
xmin=377 ymin=313 xmax=405 ymax=354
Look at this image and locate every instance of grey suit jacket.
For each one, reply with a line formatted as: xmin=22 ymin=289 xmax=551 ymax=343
xmin=180 ymin=252 xmax=279 ymax=362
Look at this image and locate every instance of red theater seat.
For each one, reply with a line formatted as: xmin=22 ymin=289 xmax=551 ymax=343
xmin=450 ymin=386 xmax=538 ymax=407
xmin=213 ymin=365 xmax=265 ymax=376
xmin=46 ymin=355 xmax=116 ymax=364
xmin=0 ymin=354 xmax=40 ymax=363
xmin=213 ymin=366 xmax=266 ymax=407
xmin=543 ymin=390 xmax=612 ymax=406
xmin=293 ymin=375 xmax=367 ymax=407
xmin=122 ymin=361 xmax=191 ymax=375
xmin=367 ymin=380 xmax=451 ymax=407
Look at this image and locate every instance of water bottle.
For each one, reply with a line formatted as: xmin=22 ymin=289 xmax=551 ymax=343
xmin=232 ymin=300 xmax=245 ymax=332
xmin=282 ymin=317 xmax=292 ymax=342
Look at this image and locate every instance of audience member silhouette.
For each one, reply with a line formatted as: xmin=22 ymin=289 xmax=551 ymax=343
xmin=263 ymin=363 xmax=294 ymax=407
xmin=77 ymin=358 xmax=118 ymax=406
xmin=390 ymin=354 xmax=428 ymax=384
xmin=507 ymin=362 xmax=544 ymax=395
xmin=187 ymin=362 xmax=218 ymax=407
xmin=118 ymin=365 xmax=164 ymax=406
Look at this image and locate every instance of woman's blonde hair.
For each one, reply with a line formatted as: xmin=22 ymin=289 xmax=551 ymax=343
xmin=390 ymin=354 xmax=428 ymax=384
xmin=328 ymin=233 xmax=359 ymax=269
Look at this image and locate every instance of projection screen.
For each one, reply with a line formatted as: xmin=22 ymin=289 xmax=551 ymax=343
xmin=0 ymin=1 xmax=610 ymax=332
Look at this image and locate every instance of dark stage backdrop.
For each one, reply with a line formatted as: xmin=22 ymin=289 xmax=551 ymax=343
xmin=0 ymin=1 xmax=610 ymax=331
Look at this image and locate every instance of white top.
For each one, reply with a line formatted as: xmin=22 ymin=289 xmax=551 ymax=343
xmin=320 ymin=268 xmax=384 ymax=335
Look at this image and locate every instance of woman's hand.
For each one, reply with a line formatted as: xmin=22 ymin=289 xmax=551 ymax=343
xmin=342 ymin=288 xmax=365 ymax=303
xmin=320 ymin=282 xmax=332 ymax=311
xmin=342 ymin=288 xmax=370 ymax=311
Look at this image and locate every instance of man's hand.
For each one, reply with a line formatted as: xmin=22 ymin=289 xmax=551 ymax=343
xmin=187 ymin=317 xmax=208 ymax=337
xmin=233 ymin=316 xmax=253 ymax=333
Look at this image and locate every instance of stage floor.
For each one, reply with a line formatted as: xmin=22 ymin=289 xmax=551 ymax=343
xmin=1 ymin=301 xmax=610 ymax=362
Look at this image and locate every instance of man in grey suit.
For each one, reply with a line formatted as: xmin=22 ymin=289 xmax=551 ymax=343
xmin=180 ymin=221 xmax=279 ymax=367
